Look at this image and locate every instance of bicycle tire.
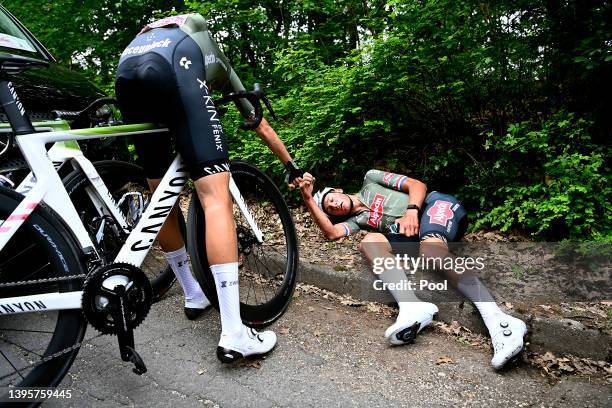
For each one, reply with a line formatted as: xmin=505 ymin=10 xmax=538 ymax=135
xmin=187 ymin=161 xmax=299 ymax=328
xmin=62 ymin=160 xmax=183 ymax=302
xmin=0 ymin=186 xmax=86 ymax=395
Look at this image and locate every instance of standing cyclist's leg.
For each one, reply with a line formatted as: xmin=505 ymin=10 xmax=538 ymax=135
xmin=148 ymin=178 xmax=184 ymax=251
xmin=170 ymin=34 xmax=276 ymax=362
xmin=116 ymin=58 xmax=210 ymax=318
xmin=147 ymin=177 xmax=212 ymax=317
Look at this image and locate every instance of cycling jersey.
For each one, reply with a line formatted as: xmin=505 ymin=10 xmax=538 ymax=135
xmin=339 ymin=170 xmax=467 ymax=243
xmin=115 ymin=14 xmax=254 ymax=180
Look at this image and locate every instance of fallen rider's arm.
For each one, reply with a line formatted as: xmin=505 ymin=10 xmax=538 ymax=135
xmin=299 ymin=174 xmax=347 ymax=241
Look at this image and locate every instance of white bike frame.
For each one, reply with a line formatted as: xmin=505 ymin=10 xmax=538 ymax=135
xmin=0 ymin=124 xmax=264 ymax=315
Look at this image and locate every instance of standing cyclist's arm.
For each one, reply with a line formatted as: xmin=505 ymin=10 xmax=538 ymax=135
xmin=223 ymin=66 xmax=301 ymax=185
xmin=254 ymin=118 xmax=292 ymax=164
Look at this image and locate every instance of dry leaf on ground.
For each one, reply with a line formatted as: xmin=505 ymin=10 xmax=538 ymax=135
xmin=436 ymin=356 xmax=454 ymax=365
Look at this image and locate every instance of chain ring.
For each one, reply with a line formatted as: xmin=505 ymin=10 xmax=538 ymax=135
xmin=82 ymin=262 xmax=152 ymax=335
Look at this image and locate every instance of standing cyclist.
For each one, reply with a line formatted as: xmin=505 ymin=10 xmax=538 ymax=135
xmin=115 ymin=14 xmax=302 ymax=363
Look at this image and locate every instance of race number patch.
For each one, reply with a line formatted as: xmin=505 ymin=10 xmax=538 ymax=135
xmin=427 ymin=200 xmax=454 ymax=227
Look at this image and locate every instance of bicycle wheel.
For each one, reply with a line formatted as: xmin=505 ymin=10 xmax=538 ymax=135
xmin=187 ymin=161 xmax=299 ymax=328
xmin=63 ymin=160 xmax=183 ymax=302
xmin=0 ymin=186 xmax=86 ymax=392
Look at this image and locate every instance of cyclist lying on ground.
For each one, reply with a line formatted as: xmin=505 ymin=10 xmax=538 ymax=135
xmin=115 ymin=14 xmax=302 ymax=363
xmin=298 ymin=170 xmax=527 ymax=370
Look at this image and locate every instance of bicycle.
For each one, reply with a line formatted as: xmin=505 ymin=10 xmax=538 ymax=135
xmin=0 ymin=54 xmax=298 ymax=395
xmin=1 ymin=116 xmax=181 ymax=302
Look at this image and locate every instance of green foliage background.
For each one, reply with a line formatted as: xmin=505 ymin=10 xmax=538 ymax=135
xmin=3 ymin=0 xmax=610 ymax=240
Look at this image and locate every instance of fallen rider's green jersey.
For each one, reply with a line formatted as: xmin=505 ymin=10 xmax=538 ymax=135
xmin=338 ymin=170 xmax=411 ymax=236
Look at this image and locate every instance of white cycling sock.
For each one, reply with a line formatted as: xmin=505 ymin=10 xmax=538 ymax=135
xmin=378 ymin=267 xmax=424 ymax=315
xmin=163 ymin=247 xmax=209 ymax=307
xmin=211 ymin=262 xmax=243 ymax=337
xmin=457 ymin=276 xmax=504 ymax=333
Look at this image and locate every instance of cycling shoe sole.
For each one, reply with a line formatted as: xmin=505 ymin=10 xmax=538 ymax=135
xmin=216 ymin=343 xmax=278 ymax=364
xmin=395 ymin=322 xmax=421 ymax=344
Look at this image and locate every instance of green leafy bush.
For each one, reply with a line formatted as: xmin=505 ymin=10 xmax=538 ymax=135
xmin=472 ymin=112 xmax=611 ymax=240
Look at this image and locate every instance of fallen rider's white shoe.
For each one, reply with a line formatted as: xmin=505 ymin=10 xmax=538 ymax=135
xmin=490 ymin=314 xmax=528 ymax=370
xmin=217 ymin=326 xmax=277 ymax=363
xmin=384 ymin=303 xmax=439 ymax=345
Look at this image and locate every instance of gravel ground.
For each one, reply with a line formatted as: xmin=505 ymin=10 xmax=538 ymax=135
xmin=50 ymin=281 xmax=611 ymax=408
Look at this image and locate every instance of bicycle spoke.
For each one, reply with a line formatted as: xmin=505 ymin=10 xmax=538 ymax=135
xmin=247 ymin=262 xmax=259 ymax=305
xmin=0 ymin=242 xmax=37 ymax=270
xmin=242 ymin=266 xmax=253 ymax=305
xmin=0 ymin=349 xmax=24 ymax=381
xmin=253 ymin=249 xmax=287 ymax=279
xmin=0 ymin=336 xmax=43 ymax=358
xmin=251 ymin=252 xmax=277 ymax=281
xmin=260 ymin=243 xmax=288 ymax=257
xmin=0 ymin=328 xmax=54 ymax=334
xmin=248 ymin=267 xmax=259 ymax=305
xmin=258 ymin=258 xmax=271 ymax=303
xmin=16 ymin=262 xmax=52 ymax=284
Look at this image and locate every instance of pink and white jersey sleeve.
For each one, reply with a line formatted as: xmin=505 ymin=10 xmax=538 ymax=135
xmin=139 ymin=15 xmax=191 ymax=34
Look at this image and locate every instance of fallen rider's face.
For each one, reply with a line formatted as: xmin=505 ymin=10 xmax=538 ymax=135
xmin=323 ymin=191 xmax=352 ymax=217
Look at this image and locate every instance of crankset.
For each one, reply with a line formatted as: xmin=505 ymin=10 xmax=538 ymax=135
xmin=82 ymin=262 xmax=152 ymax=374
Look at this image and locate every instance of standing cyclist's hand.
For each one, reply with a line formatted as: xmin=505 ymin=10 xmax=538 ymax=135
xmin=288 ymin=176 xmax=304 ymax=189
xmin=298 ymin=172 xmax=315 ymax=199
xmin=395 ymin=209 xmax=420 ymax=237
xmin=285 ymin=160 xmax=303 ymax=189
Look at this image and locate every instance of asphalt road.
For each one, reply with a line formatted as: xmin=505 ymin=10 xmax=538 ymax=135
xmin=52 ymin=284 xmax=610 ymax=408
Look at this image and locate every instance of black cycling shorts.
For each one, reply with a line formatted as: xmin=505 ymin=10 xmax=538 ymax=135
xmin=115 ymin=27 xmax=229 ymax=180
xmin=387 ymin=192 xmax=468 ymax=253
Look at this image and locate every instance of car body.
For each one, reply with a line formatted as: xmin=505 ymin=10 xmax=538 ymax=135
xmin=0 ymin=5 xmax=105 ymax=121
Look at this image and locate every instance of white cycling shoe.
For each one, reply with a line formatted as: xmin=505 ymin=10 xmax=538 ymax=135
xmin=217 ymin=326 xmax=277 ymax=363
xmin=184 ymin=298 xmax=211 ymax=320
xmin=490 ymin=314 xmax=528 ymax=370
xmin=384 ymin=302 xmax=439 ymax=345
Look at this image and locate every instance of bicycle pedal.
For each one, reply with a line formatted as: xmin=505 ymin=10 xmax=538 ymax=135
xmin=126 ymin=346 xmax=147 ymax=375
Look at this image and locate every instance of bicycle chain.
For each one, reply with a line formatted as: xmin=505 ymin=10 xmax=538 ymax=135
xmin=0 ymin=273 xmax=86 ymax=288
xmin=0 ymin=274 xmax=90 ymax=377
xmin=3 ymin=342 xmax=84 ymax=377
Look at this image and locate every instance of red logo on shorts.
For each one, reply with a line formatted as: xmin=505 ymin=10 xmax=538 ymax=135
xmin=383 ymin=172 xmax=393 ymax=184
xmin=427 ymin=200 xmax=454 ymax=226
xmin=368 ymin=194 xmax=386 ymax=228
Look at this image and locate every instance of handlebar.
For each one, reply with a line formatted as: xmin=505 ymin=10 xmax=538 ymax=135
xmin=53 ymin=97 xmax=117 ymax=127
xmin=216 ymin=83 xmax=277 ymax=131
